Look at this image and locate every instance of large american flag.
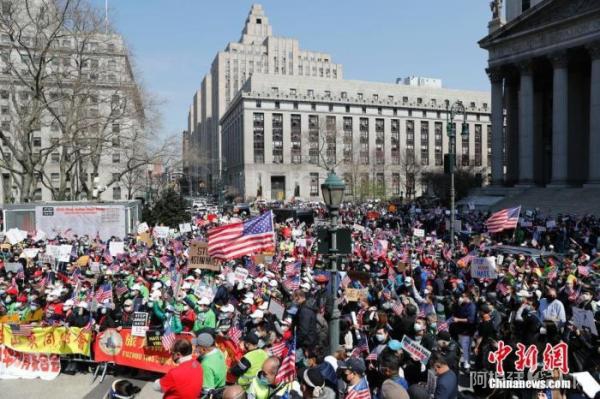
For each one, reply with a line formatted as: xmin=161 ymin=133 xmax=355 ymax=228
xmin=346 ymin=377 xmax=371 ymax=399
xmin=208 ymin=211 xmax=275 ymax=260
xmin=486 ymin=206 xmax=521 ymax=233
xmin=275 ymin=336 xmax=296 ymax=384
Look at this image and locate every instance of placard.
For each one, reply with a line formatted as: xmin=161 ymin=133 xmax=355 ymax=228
xmin=137 ymin=232 xmax=153 ymax=247
xmin=413 ymin=228 xmax=425 ymax=238
xmin=189 ymin=241 xmax=220 ymax=271
xmin=546 ymin=220 xmax=556 ymax=229
xmin=90 ymin=262 xmax=101 ymax=274
xmin=58 ymin=245 xmax=73 ymax=262
xmin=345 ymin=288 xmax=369 ymax=302
xmin=0 ymin=345 xmax=61 ymax=380
xmin=470 ymin=257 xmax=498 ymax=279
xmin=6 ymin=228 xmax=27 ymax=245
xmin=296 ymin=239 xmax=307 ymax=247
xmin=109 ymin=241 xmax=125 ymax=257
xmin=233 ymin=267 xmax=249 ymax=284
xmin=21 ymin=248 xmax=40 ymax=258
xmin=153 ymin=226 xmax=170 ymax=239
xmin=520 ymin=221 xmax=533 ymax=227
xmin=179 ymin=223 xmax=192 ymax=234
xmin=267 ymin=298 xmax=285 ymax=321
xmin=572 ymin=308 xmax=598 ymax=336
xmin=5 ymin=262 xmax=23 ymax=273
xmin=145 ymin=329 xmax=163 ymax=350
xmin=536 ymin=226 xmax=547 ymax=232
xmin=131 ymin=312 xmax=149 ymax=337
xmin=400 ymin=335 xmax=431 ymax=365
xmin=137 ymin=222 xmax=149 ymax=234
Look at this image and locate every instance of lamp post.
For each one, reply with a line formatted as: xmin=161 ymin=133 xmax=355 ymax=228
xmin=321 ymin=171 xmax=346 ymax=355
xmin=445 ymin=101 xmax=469 ymax=250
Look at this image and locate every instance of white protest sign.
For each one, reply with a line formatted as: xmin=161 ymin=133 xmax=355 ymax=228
xmin=267 ymin=298 xmax=285 ymax=321
xmin=572 ymin=372 xmax=600 ymax=399
xmin=21 ymin=248 xmax=40 ymax=258
xmin=572 ymin=307 xmax=598 ymax=336
xmin=0 ymin=345 xmax=61 ymax=380
xmin=193 ymin=285 xmax=214 ymax=302
xmin=33 ymin=230 xmax=46 ymax=242
xmin=352 ymin=224 xmax=366 ymax=233
xmin=470 ymin=257 xmax=498 ymax=279
xmin=413 ymin=228 xmax=425 ymax=238
xmin=137 ymin=222 xmax=149 ymax=234
xmin=496 ymin=254 xmax=504 ymax=266
xmin=6 ymin=228 xmax=27 ymax=245
xmin=153 ymin=226 xmax=169 ymax=239
xmin=109 ymin=241 xmax=125 ymax=257
xmin=537 ymin=226 xmax=547 ymax=232
xmin=58 ymin=245 xmax=73 ymax=262
xmin=90 ymin=262 xmax=101 ymax=274
xmin=131 ymin=312 xmax=149 ymax=337
xmin=233 ymin=267 xmax=249 ymax=284
xmin=520 ymin=221 xmax=532 ymax=227
xmin=296 ymin=239 xmax=307 ymax=247
xmin=546 ymin=220 xmax=556 ymax=229
xmin=179 ymin=223 xmax=192 ymax=234
xmin=400 ymin=335 xmax=431 ymax=365
xmin=46 ymin=245 xmax=61 ymax=260
xmin=5 ymin=262 xmax=23 ymax=273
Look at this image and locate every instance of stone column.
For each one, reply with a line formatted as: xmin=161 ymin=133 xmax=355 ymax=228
xmin=505 ymin=72 xmax=519 ymax=184
xmin=518 ymin=61 xmax=535 ymax=185
xmin=549 ymin=52 xmax=569 ymax=186
xmin=487 ymin=67 xmax=505 ymax=185
xmin=587 ymin=44 xmax=600 ymax=185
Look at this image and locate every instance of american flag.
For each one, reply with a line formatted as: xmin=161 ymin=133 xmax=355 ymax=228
xmin=283 ymin=275 xmax=300 ymax=292
xmin=365 ymin=348 xmax=378 ymax=361
xmin=341 ymin=274 xmax=352 ymax=289
xmin=275 ymin=336 xmax=296 ymax=384
xmin=577 ymin=265 xmax=590 ymax=277
xmin=229 ymin=325 xmax=243 ymax=346
xmin=245 ymin=258 xmax=258 ymax=277
xmin=95 ymin=283 xmax=113 ymax=303
xmin=10 ymin=323 xmax=33 ymax=337
xmin=161 ymin=325 xmax=176 ymax=351
xmin=285 ymin=261 xmax=301 ymax=276
xmin=437 ymin=317 xmax=453 ymax=332
xmin=351 ymin=336 xmax=369 ymax=358
xmin=486 ymin=206 xmax=521 ymax=233
xmin=114 ymin=283 xmax=129 ymax=298
xmin=208 ymin=211 xmax=275 ymax=260
xmin=346 ymin=377 xmax=371 ymax=399
xmin=269 ymin=340 xmax=287 ymax=358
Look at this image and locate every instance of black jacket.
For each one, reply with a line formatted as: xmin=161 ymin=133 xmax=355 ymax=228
xmin=294 ymin=301 xmax=317 ymax=350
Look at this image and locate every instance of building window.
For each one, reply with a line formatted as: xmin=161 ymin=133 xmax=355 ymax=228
xmin=376 ymin=173 xmax=385 ymax=196
xmin=375 ymin=118 xmax=384 ymax=165
xmin=275 ymin=101 xmax=280 ymax=109
xmin=343 ymin=117 xmax=353 ymax=164
xmin=402 ymin=96 xmax=408 ymax=104
xmin=256 ymin=100 xmax=262 ymax=108
xmin=112 ymin=173 xmax=120 ymax=181
xmin=357 ymin=93 xmax=363 ymax=100
xmin=253 ymin=113 xmax=264 ymax=163
xmin=329 ymin=104 xmax=333 ymax=112
xmin=112 ymin=137 xmax=120 ymax=147
xmin=391 ymin=119 xmax=400 ymax=165
xmin=360 ymin=173 xmax=369 ymax=197
xmin=311 ymin=103 xmax=316 ymax=111
xmin=307 ymin=89 xmax=314 ymax=96
xmin=392 ymin=173 xmax=400 ymax=196
xmin=293 ymin=102 xmax=298 ymax=110
xmin=272 ymin=114 xmax=283 ymax=164
xmin=417 ymin=98 xmax=423 ymax=105
xmin=435 ymin=122 xmax=443 ymax=166
xmin=359 ymin=118 xmax=369 ymax=165
xmin=51 ymin=173 xmax=59 ymax=185
xmin=325 ymin=116 xmax=336 ymax=165
xmin=475 ymin=124 xmax=482 ymax=166
xmin=32 ymin=137 xmax=41 ymax=147
xmin=522 ymin=0 xmax=531 ymax=12
xmin=345 ymin=105 xmax=350 ymax=113
xmin=341 ymin=91 xmax=347 ymax=99
xmin=421 ymin=121 xmax=429 ymax=166
xmin=406 ymin=120 xmax=415 ymax=165
xmin=34 ymin=188 xmax=42 ymax=201
xmin=373 ymin=94 xmax=378 ymax=101
xmin=309 ymin=115 xmax=319 ymax=164
xmin=51 ymin=153 xmax=59 ymax=163
xmin=112 ymin=123 xmax=120 ymax=133
xmin=112 ymin=153 xmax=120 ymax=163
xmin=487 ymin=125 xmax=492 ymax=166
xmin=112 ymin=186 xmax=121 ymax=200
xmin=406 ymin=172 xmax=415 ymax=199
xmin=291 ymin=114 xmax=301 ymax=164
xmin=310 ymin=173 xmax=319 ymax=196
xmin=362 ymin=106 xmax=367 ymax=114
xmin=343 ymin=173 xmax=353 ymax=196
xmin=462 ymin=124 xmax=470 ymax=166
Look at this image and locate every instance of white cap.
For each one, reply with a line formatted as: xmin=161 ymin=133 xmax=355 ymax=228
xmin=182 ymin=282 xmax=192 ymax=290
xmin=77 ymin=301 xmax=89 ymax=310
xmin=198 ymin=297 xmax=211 ymax=305
xmin=150 ymin=290 xmax=162 ymax=300
xmin=244 ymin=278 xmax=253 ymax=285
xmin=250 ymin=309 xmax=264 ymax=319
xmin=221 ymin=304 xmax=235 ymax=313
xmin=259 ymin=302 xmax=268 ymax=310
xmin=64 ymin=299 xmax=74 ymax=307
xmin=269 ymin=280 xmax=278 ymax=288
xmin=152 ymin=282 xmax=162 ymax=290
xmin=131 ymin=283 xmax=143 ymax=291
xmin=242 ymin=297 xmax=254 ymax=305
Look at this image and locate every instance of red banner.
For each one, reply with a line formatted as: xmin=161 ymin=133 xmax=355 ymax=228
xmin=93 ymin=328 xmax=190 ymax=374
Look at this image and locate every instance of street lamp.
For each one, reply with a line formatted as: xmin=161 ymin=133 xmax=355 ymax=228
xmin=321 ymin=171 xmax=345 ymax=355
xmin=445 ymin=101 xmax=469 ymax=250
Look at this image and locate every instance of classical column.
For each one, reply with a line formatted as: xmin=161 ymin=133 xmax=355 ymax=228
xmin=505 ymin=72 xmax=519 ymax=184
xmin=487 ymin=67 xmax=505 ymax=185
xmin=549 ymin=52 xmax=569 ymax=186
xmin=587 ymin=44 xmax=600 ymax=186
xmin=518 ymin=61 xmax=535 ymax=185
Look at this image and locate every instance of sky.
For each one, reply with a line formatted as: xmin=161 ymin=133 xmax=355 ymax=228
xmin=94 ymin=1 xmax=492 ymax=137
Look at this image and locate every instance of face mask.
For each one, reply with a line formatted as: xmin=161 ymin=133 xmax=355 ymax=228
xmin=30 ymin=305 xmax=38 ymax=311
xmin=375 ymin=333 xmax=386 ymax=342
xmin=430 ymin=323 xmax=437 ymax=330
xmin=124 ymin=306 xmax=133 ymax=312
xmin=414 ymin=323 xmax=423 ymax=332
xmin=101 ymin=308 xmax=107 ymax=314
xmin=5 ymin=297 xmax=12 ymax=304
xmin=258 ymin=371 xmax=270 ymax=386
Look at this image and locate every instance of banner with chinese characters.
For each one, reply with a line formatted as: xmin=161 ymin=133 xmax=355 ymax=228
xmin=0 ymin=345 xmax=61 ymax=380
xmin=0 ymin=324 xmax=92 ymax=356
xmin=93 ymin=328 xmax=192 ymax=374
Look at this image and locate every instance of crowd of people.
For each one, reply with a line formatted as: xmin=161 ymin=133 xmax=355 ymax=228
xmin=1 ymin=201 xmax=600 ymax=399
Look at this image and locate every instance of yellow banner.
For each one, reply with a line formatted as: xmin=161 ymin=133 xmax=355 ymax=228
xmin=0 ymin=324 xmax=92 ymax=356
xmin=0 ymin=309 xmax=44 ymax=324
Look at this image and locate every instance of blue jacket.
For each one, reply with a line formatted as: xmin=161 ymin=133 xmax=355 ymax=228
xmin=434 ymin=370 xmax=458 ymax=399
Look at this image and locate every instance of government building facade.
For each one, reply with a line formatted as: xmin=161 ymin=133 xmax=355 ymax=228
xmin=480 ymin=0 xmax=600 ymax=187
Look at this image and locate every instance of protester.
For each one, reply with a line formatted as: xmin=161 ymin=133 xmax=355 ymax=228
xmin=155 ymin=339 xmax=204 ymax=399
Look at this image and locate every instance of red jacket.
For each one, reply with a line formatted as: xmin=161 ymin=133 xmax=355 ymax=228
xmin=159 ymin=358 xmax=203 ymax=399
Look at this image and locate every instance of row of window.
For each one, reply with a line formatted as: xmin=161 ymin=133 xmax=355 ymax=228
xmin=25 ymin=185 xmax=123 ymax=200
xmin=306 ymin=172 xmax=410 ymax=197
xmin=252 ymin=113 xmax=492 ymax=166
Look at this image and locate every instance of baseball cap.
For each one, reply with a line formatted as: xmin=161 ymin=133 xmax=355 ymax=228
xmin=192 ymin=333 xmax=214 ymax=347
xmin=339 ymin=358 xmax=366 ymax=375
xmin=198 ymin=297 xmax=211 ymax=305
xmin=250 ymin=310 xmax=264 ymax=319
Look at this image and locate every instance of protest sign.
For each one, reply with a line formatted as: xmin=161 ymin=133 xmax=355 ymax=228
xmin=345 ymin=288 xmax=369 ymax=302
xmin=520 ymin=221 xmax=533 ymax=227
xmin=188 ymin=241 xmax=220 ymax=271
xmin=546 ymin=220 xmax=557 ymax=229
xmin=400 ymin=335 xmax=431 ymax=365
xmin=145 ymin=330 xmax=163 ymax=350
xmin=137 ymin=232 xmax=153 ymax=247
xmin=131 ymin=312 xmax=149 ymax=337
xmin=109 ymin=241 xmax=125 ymax=257
xmin=496 ymin=254 xmax=504 ymax=266
xmin=572 ymin=372 xmax=600 ymax=399
xmin=537 ymin=226 xmax=547 ymax=232
xmin=137 ymin=222 xmax=149 ymax=234
xmin=94 ymin=328 xmax=187 ymax=374
xmin=1 ymin=325 xmax=92 ymax=356
xmin=267 ymin=298 xmax=285 ymax=321
xmin=153 ymin=226 xmax=170 ymax=239
xmin=296 ymin=239 xmax=307 ymax=247
xmin=179 ymin=223 xmax=192 ymax=234
xmin=413 ymin=228 xmax=425 ymax=238
xmin=6 ymin=228 xmax=27 ymax=245
xmin=90 ymin=262 xmax=101 ymax=274
xmin=0 ymin=345 xmax=61 ymax=380
xmin=21 ymin=248 xmax=40 ymax=259
xmin=58 ymin=245 xmax=72 ymax=262
xmin=39 ymin=254 xmax=54 ymax=266
xmin=33 ymin=230 xmax=46 ymax=242
xmin=193 ymin=285 xmax=214 ymax=302
xmin=5 ymin=262 xmax=23 ymax=273
xmin=470 ymin=257 xmax=498 ymax=279
xmin=233 ymin=267 xmax=249 ymax=284
xmin=572 ymin=308 xmax=598 ymax=336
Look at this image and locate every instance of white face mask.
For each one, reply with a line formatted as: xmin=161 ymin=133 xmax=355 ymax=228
xmin=414 ymin=323 xmax=423 ymax=332
xmin=375 ymin=333 xmax=386 ymax=342
xmin=101 ymin=308 xmax=108 ymax=314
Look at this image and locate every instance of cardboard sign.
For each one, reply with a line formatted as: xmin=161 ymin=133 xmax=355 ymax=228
xmin=109 ymin=241 xmax=125 ymax=257
xmin=179 ymin=223 xmax=192 ymax=234
xmin=5 ymin=262 xmax=23 ymax=273
xmin=131 ymin=312 xmax=149 ymax=337
xmin=345 ymin=288 xmax=369 ymax=302
xmin=137 ymin=222 xmax=149 ymax=234
xmin=470 ymin=257 xmax=498 ymax=279
xmin=267 ymin=298 xmax=285 ymax=321
xmin=189 ymin=241 xmax=220 ymax=271
xmin=233 ymin=267 xmax=249 ymax=284
xmin=137 ymin=232 xmax=153 ymax=247
xmin=153 ymin=226 xmax=169 ymax=239
xmin=145 ymin=329 xmax=164 ymax=350
xmin=413 ymin=228 xmax=425 ymax=238
xmin=400 ymin=335 xmax=431 ymax=365
xmin=572 ymin=308 xmax=598 ymax=336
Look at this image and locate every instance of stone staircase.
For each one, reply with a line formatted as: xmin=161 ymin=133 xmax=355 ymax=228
xmin=477 ymin=186 xmax=600 ymax=215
